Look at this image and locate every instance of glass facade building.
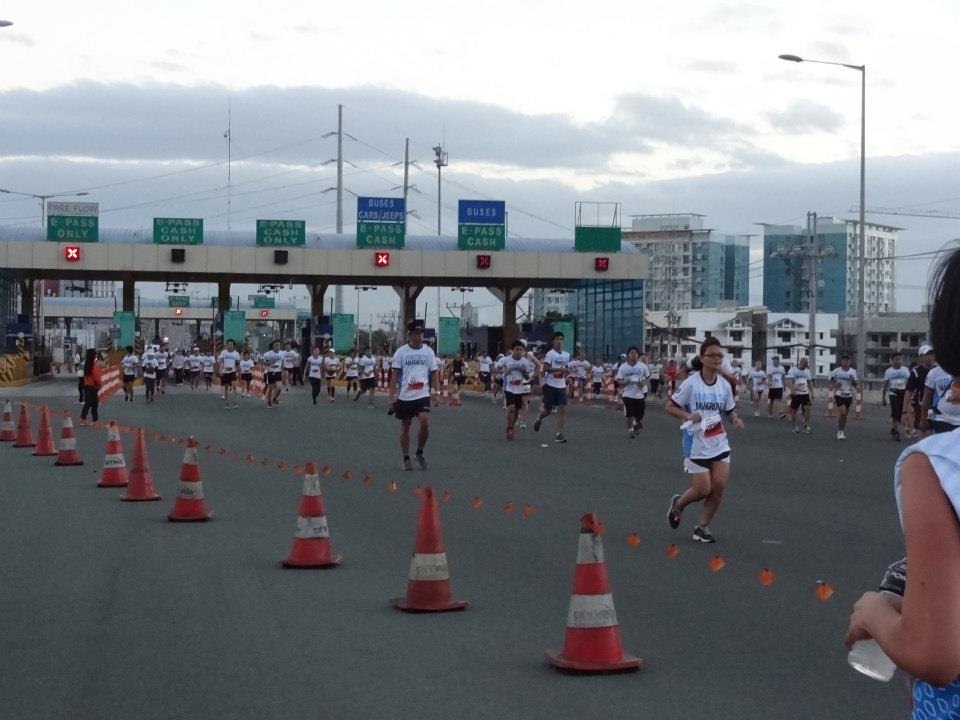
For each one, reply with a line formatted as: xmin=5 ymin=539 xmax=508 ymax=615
xmin=572 ymin=279 xmax=645 ymax=361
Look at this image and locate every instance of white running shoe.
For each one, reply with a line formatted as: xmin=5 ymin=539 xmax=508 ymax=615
xmin=837 ymin=430 xmax=846 ymax=440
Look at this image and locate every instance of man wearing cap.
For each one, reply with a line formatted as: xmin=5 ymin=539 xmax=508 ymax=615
xmin=321 ymin=347 xmax=341 ymax=403
xmin=905 ymin=345 xmax=934 ymax=436
xmin=389 ymin=320 xmax=440 ymax=470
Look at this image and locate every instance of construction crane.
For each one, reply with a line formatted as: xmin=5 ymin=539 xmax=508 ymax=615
xmin=851 ymin=206 xmax=960 ymax=220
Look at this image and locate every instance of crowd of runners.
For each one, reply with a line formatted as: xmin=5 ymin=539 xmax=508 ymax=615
xmin=99 ymin=317 xmax=959 ymax=546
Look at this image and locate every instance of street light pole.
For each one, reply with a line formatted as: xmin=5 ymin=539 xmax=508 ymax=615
xmin=0 ymin=189 xmax=90 ymax=227
xmin=778 ymin=54 xmax=867 ymax=378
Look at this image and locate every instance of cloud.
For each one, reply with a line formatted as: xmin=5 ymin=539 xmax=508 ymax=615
xmin=291 ymin=24 xmax=319 ymax=34
xmin=691 ymin=3 xmax=779 ymax=30
xmin=0 ymin=32 xmax=33 ymax=46
xmin=681 ymin=60 xmax=739 ymax=74
xmin=248 ymin=31 xmax=272 ymax=42
xmin=810 ymin=41 xmax=851 ymax=62
xmin=147 ymin=60 xmax=187 ymax=73
xmin=767 ymin=100 xmax=845 ymax=134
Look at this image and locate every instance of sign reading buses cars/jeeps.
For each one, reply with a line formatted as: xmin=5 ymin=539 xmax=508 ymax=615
xmin=356 ymin=197 xmax=405 ymax=249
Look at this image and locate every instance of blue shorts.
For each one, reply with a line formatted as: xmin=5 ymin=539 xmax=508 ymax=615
xmin=542 ymin=384 xmax=568 ymax=410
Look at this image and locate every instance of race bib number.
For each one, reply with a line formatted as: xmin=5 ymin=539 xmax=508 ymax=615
xmin=552 ymin=370 xmax=564 ymax=378
xmin=408 ymin=380 xmax=425 ymax=390
xmin=702 ymin=416 xmax=725 ymax=438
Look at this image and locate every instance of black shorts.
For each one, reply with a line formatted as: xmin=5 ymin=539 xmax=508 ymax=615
xmin=204 ymin=372 xmax=213 ymax=382
xmin=123 ymin=374 xmax=136 ymax=384
xmin=241 ymin=373 xmax=253 ymax=383
xmin=623 ymin=396 xmax=646 ymax=420
xmin=691 ymin=451 xmax=731 ymax=469
xmin=790 ymin=394 xmax=810 ymax=409
xmin=889 ymin=390 xmax=905 ymax=421
xmin=495 ymin=377 xmax=504 ymax=387
xmin=753 ymin=389 xmax=765 ymax=398
xmin=156 ymin=369 xmax=167 ymax=379
xmin=360 ymin=378 xmax=376 ymax=391
xmin=394 ymin=397 xmax=431 ymax=420
xmin=650 ymin=379 xmax=661 ymax=393
xmin=267 ymin=371 xmax=282 ymax=385
xmin=479 ymin=371 xmax=491 ymax=382
xmin=542 ymin=384 xmax=568 ymax=410
xmin=453 ymin=374 xmax=465 ymax=386
xmin=346 ymin=375 xmax=359 ymax=384
xmin=504 ymin=391 xmax=524 ymax=410
xmin=221 ymin=372 xmax=236 ymax=387
xmin=769 ymin=388 xmax=784 ymax=400
xmin=834 ymin=395 xmax=853 ymax=408
xmin=592 ymin=381 xmax=602 ymax=395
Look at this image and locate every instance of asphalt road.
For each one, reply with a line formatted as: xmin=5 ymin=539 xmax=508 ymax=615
xmin=0 ymin=379 xmax=913 ymax=719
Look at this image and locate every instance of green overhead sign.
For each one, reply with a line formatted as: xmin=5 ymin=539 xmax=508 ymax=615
xmin=252 ymin=296 xmax=275 ymax=309
xmin=356 ymin=221 xmax=405 ymax=249
xmin=256 ymin=219 xmax=305 ymax=246
xmin=458 ymin=223 xmax=505 ymax=250
xmin=154 ymin=218 xmax=203 ymax=244
xmin=47 ymin=215 xmax=98 ymax=242
xmin=574 ymin=226 xmax=621 ymax=252
xmin=168 ymin=295 xmax=190 ymax=307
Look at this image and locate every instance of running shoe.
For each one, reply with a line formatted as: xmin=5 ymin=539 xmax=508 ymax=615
xmin=519 ymin=422 xmax=526 ymax=430
xmin=506 ymin=427 xmax=514 ymax=440
xmin=629 ymin=427 xmax=636 ymax=439
xmin=892 ymin=431 xmax=901 ymax=442
xmin=803 ymin=425 xmax=812 ymax=434
xmin=402 ymin=457 xmax=414 ymax=471
xmin=554 ymin=432 xmax=567 ymax=443
xmin=792 ymin=426 xmax=800 ymax=433
xmin=692 ymin=525 xmax=716 ymax=543
xmin=533 ymin=416 xmax=542 ymax=432
xmin=837 ymin=430 xmax=845 ymax=440
xmin=667 ymin=494 xmax=682 ymax=529
xmin=415 ymin=452 xmax=427 ymax=470
xmin=777 ymin=413 xmax=786 ymax=420
xmin=754 ymin=410 xmax=760 ymax=417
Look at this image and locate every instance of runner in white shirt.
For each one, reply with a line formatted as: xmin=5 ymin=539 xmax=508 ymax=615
xmin=499 ymin=340 xmax=534 ymax=440
xmin=239 ymin=351 xmax=255 ymax=398
xmin=305 ymin=346 xmax=325 ymax=405
xmin=881 ymin=353 xmax=911 ymax=441
xmin=141 ymin=346 xmax=158 ymax=404
xmin=648 ymin=359 xmax=663 ymax=399
xmin=490 ymin=354 xmax=504 ymax=405
xmin=518 ymin=349 xmax=541 ymax=429
xmin=665 ymin=337 xmax=744 ymax=544
xmin=828 ymin=354 xmax=858 ymax=440
xmin=590 ymin=359 xmax=605 ymax=402
xmin=616 ymin=347 xmax=650 ymax=438
xmin=201 ymin=352 xmax=214 ymax=392
xmin=344 ymin=352 xmax=360 ymax=397
xmin=120 ymin=346 xmax=139 ymax=402
xmin=322 ymin=348 xmax=341 ymax=403
xmin=155 ymin=346 xmax=169 ymax=395
xmin=172 ymin=350 xmax=186 ymax=386
xmin=533 ymin=331 xmax=571 ymax=443
xmin=572 ymin=352 xmax=589 ymax=403
xmin=922 ymin=360 xmax=957 ymax=434
xmin=389 ymin=320 xmax=440 ymax=470
xmin=217 ymin=339 xmax=241 ymax=409
xmin=766 ymin=355 xmax=787 ymax=419
xmin=787 ymin=358 xmax=814 ymax=434
xmin=261 ymin=340 xmax=286 ymax=407
xmin=188 ymin=348 xmax=202 ymax=390
xmin=281 ymin=342 xmax=295 ymax=392
xmin=477 ymin=352 xmax=493 ymax=396
xmin=357 ymin=347 xmax=378 ymax=406
xmin=748 ymin=360 xmax=767 ymax=417
xmin=380 ymin=352 xmax=392 ymax=390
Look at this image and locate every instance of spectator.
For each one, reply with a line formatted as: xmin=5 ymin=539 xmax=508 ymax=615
xmin=79 ymin=349 xmax=102 ymax=426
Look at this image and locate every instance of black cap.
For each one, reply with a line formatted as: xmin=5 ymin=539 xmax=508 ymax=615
xmin=407 ymin=320 xmax=425 ymax=333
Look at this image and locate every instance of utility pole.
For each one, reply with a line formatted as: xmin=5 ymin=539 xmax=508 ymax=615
xmin=433 ymin=143 xmax=447 ymax=236
xmin=403 ymin=138 xmax=410 ymax=234
xmin=224 ymin=99 xmax=232 ymax=232
xmin=806 ymin=212 xmax=817 ymax=370
xmin=334 ymin=104 xmax=344 ymax=314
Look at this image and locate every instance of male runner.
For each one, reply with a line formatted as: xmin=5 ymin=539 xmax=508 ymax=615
xmin=477 ymin=352 xmax=493 ymax=396
xmin=217 ymin=339 xmax=241 ymax=409
xmin=305 ymin=346 xmax=324 ymax=405
xmin=389 ymin=320 xmax=440 ymax=470
xmin=261 ymin=340 xmax=285 ymax=408
xmin=357 ymin=347 xmax=377 ymax=406
xmin=533 ymin=332 xmax=571 ymax=443
xmin=344 ymin=351 xmax=360 ymax=397
xmin=141 ymin=345 xmax=158 ymax=404
xmin=239 ymin=350 xmax=255 ymax=398
xmin=156 ymin=345 xmax=169 ymax=395
xmin=590 ymin=358 xmax=605 ymax=402
xmin=499 ymin=341 xmax=534 ymax=439
xmin=201 ymin=350 xmax=215 ymax=392
xmin=616 ymin=346 xmax=650 ymax=438
xmin=921 ymin=352 xmax=955 ymax=434
xmin=446 ymin=353 xmax=466 ymax=404
xmin=882 ymin=353 xmax=910 ymax=441
xmin=281 ymin=342 xmax=295 ymax=392
xmin=748 ymin=360 xmax=767 ymax=417
xmin=828 ymin=354 xmax=858 ymax=440
xmin=905 ymin=345 xmax=934 ymax=436
xmin=767 ymin=355 xmax=786 ymax=418
xmin=787 ymin=357 xmax=814 ymax=434
xmin=172 ymin=350 xmax=186 ymax=386
xmin=121 ymin=346 xmax=139 ymax=402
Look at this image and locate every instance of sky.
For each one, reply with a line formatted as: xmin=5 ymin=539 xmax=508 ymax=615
xmin=1 ymin=0 xmax=958 ymax=327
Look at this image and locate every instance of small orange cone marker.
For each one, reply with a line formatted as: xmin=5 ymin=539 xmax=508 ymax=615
xmin=98 ymin=422 xmax=129 ymax=488
xmin=121 ymin=428 xmax=160 ymax=501
xmin=32 ymin=407 xmax=58 ymax=457
xmin=281 ymin=463 xmax=342 ymax=568
xmin=167 ymin=437 xmax=212 ymax=521
xmin=53 ymin=416 xmax=84 ymax=466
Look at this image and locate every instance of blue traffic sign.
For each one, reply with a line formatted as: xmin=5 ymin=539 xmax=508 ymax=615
xmin=458 ymin=200 xmax=505 ymax=225
xmin=357 ymin=197 xmax=406 ymax=223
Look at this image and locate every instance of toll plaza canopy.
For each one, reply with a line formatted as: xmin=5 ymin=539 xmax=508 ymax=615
xmin=0 ymin=226 xmax=648 ymax=287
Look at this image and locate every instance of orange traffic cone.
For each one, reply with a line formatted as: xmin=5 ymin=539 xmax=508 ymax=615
xmin=53 ymin=416 xmax=84 ymax=466
xmin=0 ymin=401 xmax=15 ymax=442
xmin=32 ymin=407 xmax=58 ymax=457
xmin=98 ymin=422 xmax=128 ymax=488
xmin=12 ymin=402 xmax=35 ymax=448
xmin=391 ymin=486 xmax=467 ymax=613
xmin=281 ymin=462 xmax=342 ymax=568
xmin=168 ymin=437 xmax=211 ymax=521
xmin=854 ymin=389 xmax=864 ymax=420
xmin=545 ymin=513 xmax=642 ymax=673
xmin=122 ymin=428 xmax=160 ymax=501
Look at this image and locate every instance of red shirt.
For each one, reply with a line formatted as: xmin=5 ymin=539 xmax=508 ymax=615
xmin=83 ymin=364 xmax=102 ymax=389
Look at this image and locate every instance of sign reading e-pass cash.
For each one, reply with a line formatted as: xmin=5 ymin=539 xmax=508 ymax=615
xmin=47 ymin=201 xmax=99 ymax=242
xmin=356 ymin=197 xmax=406 ymax=249
xmin=154 ymin=218 xmax=203 ymax=245
xmin=457 ymin=200 xmax=505 ymax=250
xmin=256 ymin=219 xmax=306 ymax=246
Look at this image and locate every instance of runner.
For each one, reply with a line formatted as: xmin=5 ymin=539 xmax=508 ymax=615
xmin=120 ymin=346 xmax=139 ymax=402
xmin=616 ymin=346 xmax=650 ymax=438
xmin=533 ymin=331 xmax=571 ymax=443
xmin=201 ymin=350 xmax=214 ymax=392
xmin=380 ymin=349 xmax=393 ymax=392
xmin=881 ymin=353 xmax=910 ymax=441
xmin=141 ymin=345 xmax=158 ymax=405
xmin=172 ymin=350 xmax=186 ymax=386
xmin=189 ymin=347 xmax=203 ymax=391
xmin=261 ymin=340 xmax=285 ymax=408
xmin=518 ymin=349 xmax=541 ymax=429
xmin=477 ymin=351 xmax=493 ymax=397
xmin=921 ymin=353 xmax=956 ymax=434
xmin=281 ymin=342 xmax=295 ymax=392
xmin=446 ymin=353 xmax=466 ymax=405
xmin=344 ymin=351 xmax=360 ymax=397
xmin=766 ymin=355 xmax=787 ymax=418
xmin=239 ymin=350 xmax=255 ymax=398
xmin=498 ymin=341 xmax=534 ymax=440
xmin=904 ymin=345 xmax=934 ymax=437
xmin=389 ymin=320 xmax=440 ymax=470
xmin=590 ymin=358 xmax=605 ymax=402
xmin=828 ymin=354 xmax=858 ymax=440
xmin=155 ymin=345 xmax=169 ymax=395
xmin=648 ymin=358 xmax=662 ymax=399
xmin=322 ymin=348 xmax=341 ymax=403
xmin=305 ymin=346 xmax=324 ymax=405
xmin=290 ymin=343 xmax=304 ymax=387
xmin=573 ymin=350 xmax=589 ymax=403
xmin=665 ymin=337 xmax=745 ymax=544
xmin=786 ymin=357 xmax=814 ymax=434
xmin=491 ymin=354 xmax=504 ymax=405
xmin=664 ymin=359 xmax=678 ymax=396
xmin=217 ymin=338 xmax=241 ymax=409
xmin=357 ymin=347 xmax=377 ymax=406
xmin=748 ymin=360 xmax=767 ymax=417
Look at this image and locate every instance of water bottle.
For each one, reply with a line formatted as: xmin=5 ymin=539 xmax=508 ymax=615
xmin=847 ymin=558 xmax=906 ymax=681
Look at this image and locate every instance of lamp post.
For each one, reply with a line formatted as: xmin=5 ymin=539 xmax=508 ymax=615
xmin=778 ymin=53 xmax=867 ymax=378
xmin=0 ymin=189 xmax=90 ymax=227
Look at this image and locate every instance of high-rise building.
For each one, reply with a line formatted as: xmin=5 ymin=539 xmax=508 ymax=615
xmin=572 ymin=279 xmax=645 ymax=361
xmin=623 ymin=214 xmax=749 ymax=311
xmin=762 ymin=218 xmax=897 ymax=315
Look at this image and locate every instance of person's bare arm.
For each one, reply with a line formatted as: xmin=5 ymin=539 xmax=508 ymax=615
xmin=846 ymin=453 xmax=960 ymax=685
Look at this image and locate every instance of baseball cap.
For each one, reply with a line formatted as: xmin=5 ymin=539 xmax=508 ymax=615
xmin=919 ymin=344 xmax=933 ymax=355
xmin=407 ymin=320 xmax=425 ymax=333
xmin=326 ymin=348 xmax=335 ymax=353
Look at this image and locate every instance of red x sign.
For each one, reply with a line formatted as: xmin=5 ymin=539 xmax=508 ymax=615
xmin=64 ymin=245 xmax=81 ymax=262
xmin=594 ymin=256 xmax=609 ymax=272
xmin=476 ymin=254 xmax=491 ymax=269
xmin=375 ymin=252 xmax=390 ymax=267
xmin=259 ymin=309 xmax=270 ymax=318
